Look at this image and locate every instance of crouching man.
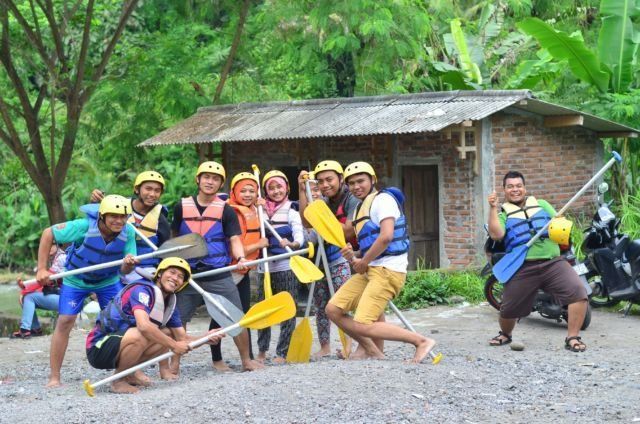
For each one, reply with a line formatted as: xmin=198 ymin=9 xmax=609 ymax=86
xmin=85 ymin=257 xmax=223 ymax=394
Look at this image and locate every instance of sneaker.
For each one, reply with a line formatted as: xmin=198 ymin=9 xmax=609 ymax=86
xmin=10 ymin=329 xmax=31 ymax=339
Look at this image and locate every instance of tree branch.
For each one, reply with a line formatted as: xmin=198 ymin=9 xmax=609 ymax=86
xmin=70 ymin=0 xmax=94 ymax=102
xmin=39 ymin=0 xmax=68 ymax=72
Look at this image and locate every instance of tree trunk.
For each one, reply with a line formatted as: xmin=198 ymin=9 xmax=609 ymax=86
xmin=327 ymin=52 xmax=356 ymax=97
xmin=42 ymin=182 xmax=66 ymax=224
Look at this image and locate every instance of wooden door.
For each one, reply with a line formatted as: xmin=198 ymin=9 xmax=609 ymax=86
xmin=402 ymin=166 xmax=439 ymax=269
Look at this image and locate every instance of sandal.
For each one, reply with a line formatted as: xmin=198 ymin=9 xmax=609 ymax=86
xmin=489 ymin=331 xmax=512 ymax=346
xmin=565 ymin=336 xmax=586 ymax=352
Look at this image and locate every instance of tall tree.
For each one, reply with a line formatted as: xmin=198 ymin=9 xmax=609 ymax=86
xmin=0 ymin=0 xmax=139 ymax=223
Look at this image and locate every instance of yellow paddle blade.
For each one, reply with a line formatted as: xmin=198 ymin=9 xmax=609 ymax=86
xmin=83 ymin=379 xmax=95 ymax=397
xmin=240 ymin=291 xmax=296 ymax=330
xmin=290 ymin=256 xmax=324 ymax=283
xmin=338 ymin=329 xmax=351 ymax=359
xmin=304 ymin=200 xmax=346 ymax=247
xmin=286 ymin=317 xmax=312 ymax=363
xmin=264 ymin=272 xmax=273 ymax=299
xmin=431 ymin=352 xmax=443 ymax=365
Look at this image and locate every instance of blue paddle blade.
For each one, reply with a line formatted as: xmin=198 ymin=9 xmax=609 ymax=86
xmin=492 ymin=245 xmax=529 ymax=284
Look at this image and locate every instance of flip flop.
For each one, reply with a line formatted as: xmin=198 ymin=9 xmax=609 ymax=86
xmin=489 ymin=331 xmax=512 ymax=346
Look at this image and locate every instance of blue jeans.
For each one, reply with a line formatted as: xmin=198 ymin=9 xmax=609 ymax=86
xmin=20 ymin=291 xmax=60 ymax=330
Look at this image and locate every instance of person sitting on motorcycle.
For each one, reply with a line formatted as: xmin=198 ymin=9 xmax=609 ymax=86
xmin=487 ymin=171 xmax=589 ymax=352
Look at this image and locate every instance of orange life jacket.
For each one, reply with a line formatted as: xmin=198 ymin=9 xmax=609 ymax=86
xmin=229 ymin=203 xmax=262 ymax=273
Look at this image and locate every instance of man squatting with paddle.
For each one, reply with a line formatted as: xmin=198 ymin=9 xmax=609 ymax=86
xmin=325 ymin=161 xmax=436 ymax=362
xmin=487 ymin=171 xmax=588 ymax=352
xmin=85 ymin=257 xmax=223 ymax=394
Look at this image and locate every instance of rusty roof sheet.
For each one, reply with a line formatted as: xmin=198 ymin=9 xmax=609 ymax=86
xmin=139 ymin=90 xmax=639 ymax=146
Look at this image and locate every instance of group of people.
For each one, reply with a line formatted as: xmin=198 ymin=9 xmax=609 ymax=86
xmin=21 ymin=156 xmax=588 ymax=395
xmin=27 ymin=158 xmax=433 ymax=394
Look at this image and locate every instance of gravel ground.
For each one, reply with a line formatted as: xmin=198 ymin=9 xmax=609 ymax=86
xmin=1 ymin=303 xmax=639 ymax=423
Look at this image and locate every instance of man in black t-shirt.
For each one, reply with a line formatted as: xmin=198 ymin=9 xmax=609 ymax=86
xmin=172 ymin=161 xmax=262 ymax=372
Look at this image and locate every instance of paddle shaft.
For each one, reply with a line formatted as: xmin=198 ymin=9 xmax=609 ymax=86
xmin=130 ymin=225 xmax=235 ymax=323
xmin=524 ymin=154 xmax=620 ymax=248
xmin=252 ymin=165 xmax=271 ymax=282
xmin=22 ymin=244 xmax=191 ymax=287
xmin=191 ymin=247 xmax=312 ymax=279
xmin=86 ymin=324 xmax=238 ymax=392
xmin=302 ymin=252 xmax=322 ymax=318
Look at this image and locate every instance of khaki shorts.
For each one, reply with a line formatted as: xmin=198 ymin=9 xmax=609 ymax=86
xmin=329 ymin=266 xmax=406 ymax=324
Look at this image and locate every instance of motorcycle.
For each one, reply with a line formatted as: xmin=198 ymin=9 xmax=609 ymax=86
xmin=481 ymin=226 xmax=592 ymax=330
xmin=582 ymin=182 xmax=640 ymax=315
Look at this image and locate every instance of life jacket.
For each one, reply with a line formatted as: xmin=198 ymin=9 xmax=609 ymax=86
xmin=64 ymin=204 xmax=128 ymax=284
xmin=128 ymin=200 xmax=163 ymax=267
xmin=502 ymin=196 xmax=552 ymax=253
xmin=178 ymin=196 xmax=230 ymax=269
xmin=325 ymin=189 xmax=358 ymax=263
xmin=96 ymin=280 xmax=176 ymax=333
xmin=229 ymin=203 xmax=261 ymax=273
xmin=266 ymin=201 xmax=294 ymax=256
xmin=353 ymin=188 xmax=410 ymax=259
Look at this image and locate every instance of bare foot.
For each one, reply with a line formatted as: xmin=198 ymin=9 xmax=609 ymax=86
xmin=46 ymin=376 xmax=62 ymax=388
xmin=126 ymin=371 xmax=152 ymax=387
xmin=212 ymin=361 xmax=233 ymax=373
xmin=256 ymin=351 xmax=267 ymax=364
xmin=272 ymin=356 xmax=286 ymax=365
xmin=111 ymin=379 xmax=140 ymax=394
xmin=159 ymin=368 xmax=178 ymax=381
xmin=242 ymin=359 xmax=264 ymax=371
xmin=408 ymin=337 xmax=436 ymax=364
xmin=312 ymin=346 xmax=331 ymax=360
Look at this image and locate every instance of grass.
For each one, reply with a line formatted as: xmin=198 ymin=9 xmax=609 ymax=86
xmin=394 ymin=267 xmax=484 ymax=310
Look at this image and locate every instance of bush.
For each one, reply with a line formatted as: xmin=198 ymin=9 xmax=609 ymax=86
xmin=394 ymin=268 xmax=484 ymax=309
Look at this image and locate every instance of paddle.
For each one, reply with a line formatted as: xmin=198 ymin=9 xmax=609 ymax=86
xmin=261 ymin=219 xmax=323 ymax=283
xmin=304 ymin=196 xmax=443 ymax=364
xmin=493 ymin=151 xmax=622 ymax=284
xmin=22 ymin=233 xmax=207 ymax=290
xmin=130 ymin=226 xmax=244 ymax=337
xmin=83 ymin=291 xmax=296 ymax=397
xmin=252 ymin=164 xmax=273 ymax=299
xmin=285 ymin=252 xmax=320 ymax=363
xmin=303 ymin=178 xmax=351 ymax=358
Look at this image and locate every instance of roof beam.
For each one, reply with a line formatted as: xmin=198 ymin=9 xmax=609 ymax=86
xmin=597 ymin=132 xmax=639 ymax=138
xmin=544 ymin=115 xmax=584 ymax=128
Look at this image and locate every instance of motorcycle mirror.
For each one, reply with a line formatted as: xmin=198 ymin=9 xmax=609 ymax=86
xmin=597 ymin=182 xmax=609 ymax=194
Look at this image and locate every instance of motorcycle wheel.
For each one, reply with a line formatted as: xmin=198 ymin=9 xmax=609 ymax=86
xmin=581 ymin=304 xmax=591 ymax=330
xmin=588 ymin=278 xmax=620 ymax=308
xmin=484 ymin=276 xmax=502 ymax=311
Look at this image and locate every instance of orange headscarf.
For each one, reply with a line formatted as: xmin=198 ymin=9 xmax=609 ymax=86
xmin=229 ymin=178 xmax=259 ymax=207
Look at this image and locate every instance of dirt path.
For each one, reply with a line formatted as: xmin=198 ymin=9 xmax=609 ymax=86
xmin=0 ymin=303 xmax=638 ymax=423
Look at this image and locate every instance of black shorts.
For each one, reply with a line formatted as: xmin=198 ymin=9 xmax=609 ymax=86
xmin=86 ymin=330 xmax=127 ymax=370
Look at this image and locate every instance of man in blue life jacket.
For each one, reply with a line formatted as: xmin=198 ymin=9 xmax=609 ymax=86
xmin=91 ymin=171 xmax=170 ymax=282
xmin=487 ymin=171 xmax=588 ymax=352
xmin=326 ymin=161 xmax=436 ymax=363
xmin=86 ymin=257 xmax=223 ymax=394
xmin=36 ymin=195 xmax=139 ymax=388
xmin=172 ymin=161 xmax=261 ymax=372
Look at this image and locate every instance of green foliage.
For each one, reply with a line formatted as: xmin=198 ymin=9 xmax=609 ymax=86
xmin=394 ymin=269 xmax=485 ymax=309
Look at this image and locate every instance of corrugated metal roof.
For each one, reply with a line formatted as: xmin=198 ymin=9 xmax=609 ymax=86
xmin=138 ymin=90 xmax=639 ymax=146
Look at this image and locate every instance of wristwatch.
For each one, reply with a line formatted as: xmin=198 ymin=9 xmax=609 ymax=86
xmin=236 ymin=256 xmax=245 ymax=261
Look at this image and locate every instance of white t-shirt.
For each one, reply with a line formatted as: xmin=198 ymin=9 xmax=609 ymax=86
xmin=357 ymin=192 xmax=408 ymax=274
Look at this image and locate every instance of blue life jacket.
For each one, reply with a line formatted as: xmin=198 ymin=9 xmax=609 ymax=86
xmin=502 ymin=196 xmax=552 ymax=253
xmin=64 ymin=204 xmax=129 ymax=284
xmin=353 ymin=188 xmax=410 ymax=259
xmin=96 ymin=279 xmax=176 ymax=333
xmin=266 ymin=201 xmax=294 ymax=256
xmin=129 ymin=201 xmax=163 ymax=267
xmin=178 ymin=196 xmax=230 ymax=269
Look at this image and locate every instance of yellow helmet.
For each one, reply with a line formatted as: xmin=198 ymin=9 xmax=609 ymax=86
xmin=549 ymin=217 xmax=573 ymax=246
xmin=196 ymin=161 xmax=226 ymax=181
xmin=343 ymin=161 xmax=377 ymax=183
xmin=230 ymin=172 xmax=259 ymax=190
xmin=154 ymin=257 xmax=192 ymax=291
xmin=98 ymin=195 xmax=131 ymax=216
xmin=133 ymin=171 xmax=165 ymax=191
xmin=262 ymin=170 xmax=289 ymax=189
xmin=314 ymin=160 xmax=344 ymax=176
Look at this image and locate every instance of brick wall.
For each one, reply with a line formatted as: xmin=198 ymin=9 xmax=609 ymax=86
xmin=223 ymin=111 xmax=602 ymax=270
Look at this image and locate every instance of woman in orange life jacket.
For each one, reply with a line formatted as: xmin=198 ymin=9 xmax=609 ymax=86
xmin=256 ymin=170 xmax=305 ymax=364
xmin=222 ymin=172 xmax=269 ymax=361
xmin=298 ymin=161 xmax=360 ymax=359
